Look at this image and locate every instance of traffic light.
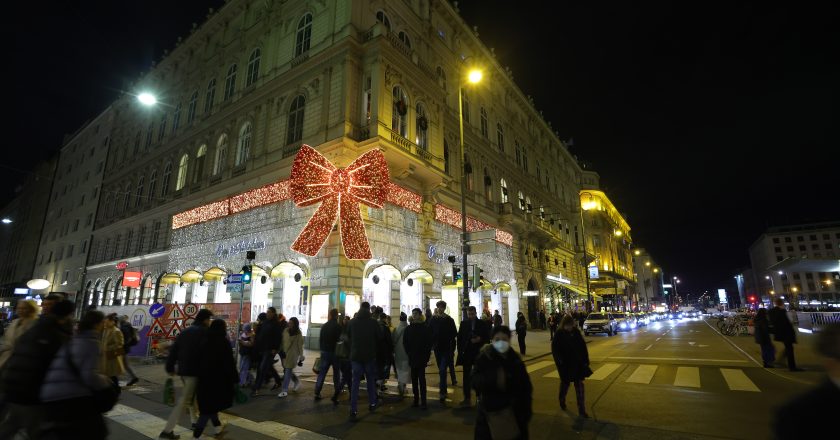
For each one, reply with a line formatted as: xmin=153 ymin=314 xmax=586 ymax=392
xmin=472 ymin=266 xmax=484 ymax=292
xmin=242 ymin=265 xmax=253 ymax=284
xmin=452 ymin=266 xmax=461 ymax=283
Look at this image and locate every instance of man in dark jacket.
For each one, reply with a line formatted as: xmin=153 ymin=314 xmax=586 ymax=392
xmin=0 ymin=299 xmax=74 ymax=440
xmin=251 ymin=307 xmax=284 ymax=396
xmin=773 ymin=323 xmax=840 ymax=439
xmin=457 ymin=306 xmax=490 ymax=406
xmin=119 ymin=315 xmax=140 ymax=386
xmin=347 ymin=302 xmax=382 ymax=419
xmin=160 ymin=309 xmax=213 ymax=440
xmin=429 ymin=300 xmax=457 ymax=402
xmin=314 ymin=308 xmax=342 ymax=400
xmin=769 ymin=298 xmax=801 ymax=371
xmin=404 ymin=308 xmax=433 ymax=408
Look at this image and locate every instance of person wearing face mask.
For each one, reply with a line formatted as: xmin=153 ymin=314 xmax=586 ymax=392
xmin=470 ymin=326 xmax=532 ymax=440
xmin=551 ymin=314 xmax=590 ymax=418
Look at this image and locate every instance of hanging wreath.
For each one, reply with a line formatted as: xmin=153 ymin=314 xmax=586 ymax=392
xmin=417 ymin=115 xmax=428 ymax=130
xmin=396 ymin=99 xmax=407 ymax=116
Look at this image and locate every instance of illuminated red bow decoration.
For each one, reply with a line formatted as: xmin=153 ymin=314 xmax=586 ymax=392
xmin=289 ymin=145 xmax=389 ymax=260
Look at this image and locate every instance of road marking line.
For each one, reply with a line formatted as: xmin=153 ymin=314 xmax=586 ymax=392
xmin=626 ymin=364 xmax=658 ymax=384
xmin=544 ymin=370 xmax=559 ymax=378
xmin=526 ymin=360 xmax=555 ymax=373
xmin=608 ymin=356 xmax=747 ymax=363
xmin=589 ymin=363 xmax=622 ymax=380
xmin=644 ymin=344 xmax=653 ymax=351
xmin=720 ymin=368 xmax=760 ymax=392
xmin=689 ymin=342 xmax=696 ymax=345
xmin=674 ymin=367 xmax=701 ymax=388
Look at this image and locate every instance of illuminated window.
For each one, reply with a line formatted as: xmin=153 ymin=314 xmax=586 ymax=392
xmin=500 ymin=178 xmax=509 ymax=203
xmin=392 ymin=86 xmax=408 ymax=137
xmin=204 ymin=79 xmax=216 ymax=113
xmin=236 ymin=123 xmax=252 ymax=166
xmin=224 ymin=64 xmax=237 ymax=101
xmin=518 ymin=191 xmax=525 ymax=211
xmin=246 ymin=48 xmax=261 ymax=87
xmin=176 ymin=154 xmax=189 ymax=191
xmin=525 ymin=196 xmax=532 ymax=213
xmin=287 ymin=95 xmax=305 ymax=145
xmin=295 ymin=13 xmax=312 ymax=57
xmin=213 ymin=134 xmax=228 ymax=175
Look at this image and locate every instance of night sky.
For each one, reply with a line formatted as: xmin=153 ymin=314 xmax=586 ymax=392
xmin=6 ymin=1 xmax=838 ymax=298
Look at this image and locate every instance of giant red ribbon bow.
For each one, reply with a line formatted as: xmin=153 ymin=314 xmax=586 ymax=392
xmin=289 ymin=145 xmax=389 ymax=260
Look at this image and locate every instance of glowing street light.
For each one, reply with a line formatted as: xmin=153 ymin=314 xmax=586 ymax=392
xmin=137 ymin=92 xmax=158 ymax=106
xmin=1 ymin=218 xmax=11 ymax=224
xmin=467 ymin=69 xmax=483 ymax=84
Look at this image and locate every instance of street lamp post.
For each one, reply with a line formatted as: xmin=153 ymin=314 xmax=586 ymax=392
xmin=579 ymin=194 xmax=595 ymax=312
xmin=672 ymin=276 xmax=680 ymax=310
xmin=458 ymin=66 xmax=482 ymax=322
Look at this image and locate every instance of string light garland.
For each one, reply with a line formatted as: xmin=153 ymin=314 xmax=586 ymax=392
xmin=230 ymin=181 xmax=291 ymax=213
xmin=386 ymin=183 xmax=422 ymax=213
xmin=289 ymin=145 xmax=389 ymax=260
xmin=434 ymin=204 xmax=514 ymax=246
xmin=172 ymin=200 xmax=230 ymax=229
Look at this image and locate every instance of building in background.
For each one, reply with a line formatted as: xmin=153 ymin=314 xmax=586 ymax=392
xmin=632 ymin=247 xmax=663 ymax=311
xmin=31 ymin=107 xmax=114 ymax=305
xmin=0 ymin=158 xmax=57 ymax=305
xmin=748 ymin=222 xmax=840 ymax=309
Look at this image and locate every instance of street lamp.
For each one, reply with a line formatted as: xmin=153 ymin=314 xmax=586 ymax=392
xmin=458 ymin=64 xmax=483 ymax=321
xmin=1 ymin=218 xmax=12 ymax=224
xmin=137 ymin=92 xmax=157 ymax=106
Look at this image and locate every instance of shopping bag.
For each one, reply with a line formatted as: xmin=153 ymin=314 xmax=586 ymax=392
xmin=312 ymin=357 xmax=321 ymax=374
xmin=163 ymin=378 xmax=176 ymax=407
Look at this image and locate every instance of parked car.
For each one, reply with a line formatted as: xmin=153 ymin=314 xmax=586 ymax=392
xmin=583 ymin=313 xmax=617 ymax=336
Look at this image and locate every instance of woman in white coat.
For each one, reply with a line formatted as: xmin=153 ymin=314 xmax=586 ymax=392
xmin=277 ymin=317 xmax=304 ymax=398
xmin=392 ymin=312 xmax=411 ymax=396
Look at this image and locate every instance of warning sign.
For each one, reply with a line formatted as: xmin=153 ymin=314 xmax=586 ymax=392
xmin=183 ymin=303 xmax=199 ymax=317
xmin=166 ymin=322 xmax=182 ymax=339
xmin=166 ymin=304 xmax=185 ymax=321
xmin=183 ymin=318 xmax=195 ymax=328
xmin=147 ymin=319 xmax=167 ymax=337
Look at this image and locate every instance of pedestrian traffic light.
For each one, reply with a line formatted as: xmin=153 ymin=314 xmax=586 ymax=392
xmin=452 ymin=266 xmax=461 ymax=283
xmin=242 ymin=265 xmax=252 ymax=284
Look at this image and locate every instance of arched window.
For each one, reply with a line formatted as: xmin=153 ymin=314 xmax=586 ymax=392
xmin=518 ymin=191 xmax=526 ymax=211
xmin=247 ymin=48 xmax=261 ymax=87
xmin=461 ymin=89 xmax=470 ymax=124
xmin=287 ymin=95 xmax=305 ymax=145
xmin=375 ymin=11 xmax=391 ymax=31
xmin=194 ymin=144 xmax=207 ymax=183
xmin=436 ymin=66 xmax=446 ymax=91
xmin=147 ymin=171 xmax=156 ymax=203
xmin=213 ymin=134 xmax=228 ymax=175
xmin=135 ymin=176 xmax=144 ymax=207
xmin=122 ymin=184 xmax=132 ymax=212
xmin=236 ymin=123 xmax=252 ymax=166
xmin=415 ymin=103 xmax=428 ymax=150
xmin=443 ymin=140 xmax=450 ymax=174
xmin=172 ymin=103 xmax=182 ymax=133
xmin=398 ymin=31 xmax=411 ymax=49
xmin=391 ymin=86 xmax=408 ymax=137
xmin=161 ymin=162 xmax=172 ymax=197
xmin=539 ymin=206 xmax=545 ymax=220
xmin=496 ymin=123 xmax=504 ymax=152
xmin=204 ymin=79 xmax=216 ymax=113
xmin=525 ymin=196 xmax=532 ymax=213
xmin=295 ymin=13 xmax=312 ymax=57
xmin=480 ymin=107 xmax=488 ymax=137
xmin=483 ymin=168 xmax=493 ymax=202
xmin=176 ymin=154 xmax=189 ymax=191
xmin=157 ymin=112 xmax=167 ymax=142
xmin=187 ymin=91 xmax=198 ymax=123
xmin=224 ymin=64 xmax=237 ymax=101
xmin=500 ymin=179 xmax=509 ymax=203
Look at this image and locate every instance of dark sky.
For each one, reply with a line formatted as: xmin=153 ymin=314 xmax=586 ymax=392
xmin=6 ymin=1 xmax=838 ymax=298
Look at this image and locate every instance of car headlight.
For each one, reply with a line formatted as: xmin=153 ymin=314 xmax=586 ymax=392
xmin=620 ymin=322 xmax=627 ymax=328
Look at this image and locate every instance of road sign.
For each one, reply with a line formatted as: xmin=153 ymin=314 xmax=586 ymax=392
xmin=227 ymin=274 xmax=243 ymax=284
xmin=166 ymin=304 xmax=185 ymax=321
xmin=589 ymin=266 xmax=600 ymax=279
xmin=166 ymin=322 xmax=182 ymax=339
xmin=183 ymin=303 xmax=199 ymax=317
xmin=466 ymin=229 xmax=496 ymax=242
xmin=147 ymin=319 xmax=167 ymax=337
xmin=149 ymin=303 xmax=166 ymax=318
xmin=227 ymin=282 xmax=244 ymax=296
xmin=183 ymin=318 xmax=195 ymax=328
xmin=467 ymin=241 xmax=496 ymax=255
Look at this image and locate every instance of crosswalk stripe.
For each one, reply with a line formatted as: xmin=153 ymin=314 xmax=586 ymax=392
xmin=625 ymin=364 xmax=658 ymax=384
xmin=543 ymin=370 xmax=559 ymax=378
xmin=106 ymin=404 xmax=192 ymax=439
xmin=674 ymin=366 xmax=701 ymax=388
xmin=589 ymin=363 xmax=622 ymax=380
xmin=720 ymin=368 xmax=760 ymax=392
xmin=219 ymin=413 xmax=336 ymax=439
xmin=526 ymin=360 xmax=555 ymax=373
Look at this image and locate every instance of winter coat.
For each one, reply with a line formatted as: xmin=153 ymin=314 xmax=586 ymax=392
xmin=403 ymin=321 xmax=433 ymax=368
xmin=429 ymin=313 xmax=457 ymax=353
xmin=196 ymin=334 xmax=237 ymax=414
xmin=254 ymin=318 xmax=283 ymax=353
xmin=515 ymin=317 xmax=528 ymax=337
xmin=753 ymin=313 xmax=773 ymax=345
xmin=493 ymin=313 xmax=503 ymax=329
xmin=769 ymin=307 xmax=796 ymax=343
xmin=551 ymin=328 xmax=590 ymax=382
xmin=99 ymin=326 xmax=125 ymax=377
xmin=2 ymin=315 xmax=73 ymax=404
xmin=281 ymin=328 xmax=304 ymax=369
xmin=166 ymin=323 xmax=209 ymax=377
xmin=392 ymin=321 xmax=410 ymax=380
xmin=377 ymin=321 xmax=393 ymax=367
xmin=0 ymin=316 xmax=36 ymax=368
xmin=41 ymin=330 xmax=110 ymax=403
xmin=471 ymin=344 xmax=533 ymax=435
xmin=318 ymin=319 xmax=341 ymax=353
xmin=347 ymin=308 xmax=382 ymax=362
xmin=457 ymin=318 xmax=491 ymax=363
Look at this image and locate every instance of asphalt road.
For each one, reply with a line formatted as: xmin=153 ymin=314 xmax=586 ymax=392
xmin=97 ymin=317 xmax=819 ymax=440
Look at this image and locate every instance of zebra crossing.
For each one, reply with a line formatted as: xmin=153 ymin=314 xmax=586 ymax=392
xmin=528 ymin=361 xmax=763 ymax=392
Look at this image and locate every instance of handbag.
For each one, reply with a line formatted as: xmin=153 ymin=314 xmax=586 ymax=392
xmin=485 ymin=406 xmax=520 ymax=440
xmin=312 ymin=357 xmax=321 ymax=374
xmin=65 ymin=346 xmax=120 ymax=413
